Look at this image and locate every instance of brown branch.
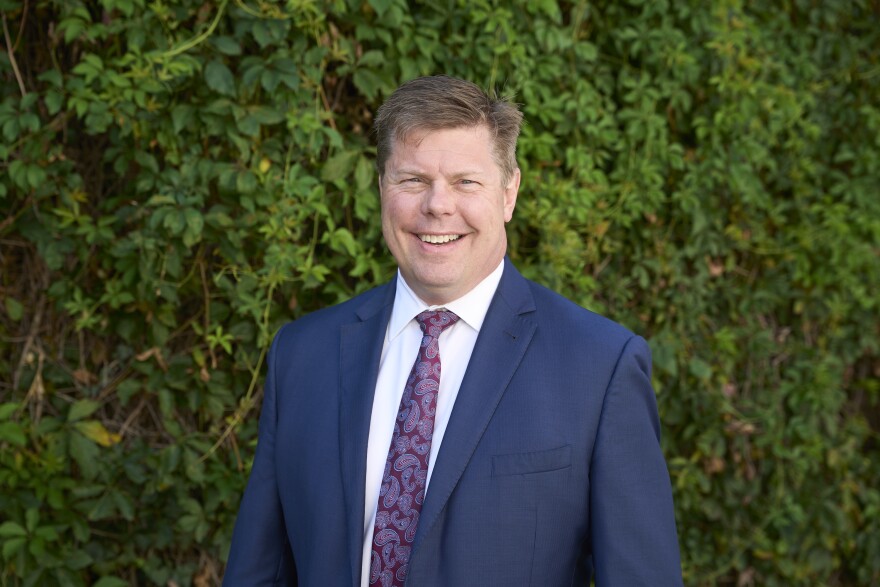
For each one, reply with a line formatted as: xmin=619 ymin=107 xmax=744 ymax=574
xmin=230 ymin=430 xmax=243 ymax=471
xmin=319 ymin=83 xmax=338 ymax=132
xmin=13 ymin=293 xmax=44 ymax=390
xmin=199 ymin=255 xmax=217 ymax=369
xmin=119 ymin=395 xmax=147 ymax=438
xmin=12 ymin=0 xmax=26 ymax=53
xmin=2 ymin=12 xmax=27 ymax=97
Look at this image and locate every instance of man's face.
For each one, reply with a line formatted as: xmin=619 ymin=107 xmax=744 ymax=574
xmin=380 ymin=125 xmax=520 ymax=305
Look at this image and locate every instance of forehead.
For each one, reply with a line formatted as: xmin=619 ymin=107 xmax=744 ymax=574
xmin=388 ymin=125 xmax=497 ymax=167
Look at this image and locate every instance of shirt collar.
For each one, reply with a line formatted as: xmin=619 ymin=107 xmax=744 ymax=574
xmin=388 ymin=259 xmax=505 ymax=341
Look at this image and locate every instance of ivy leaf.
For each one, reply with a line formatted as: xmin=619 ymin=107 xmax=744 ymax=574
xmin=171 ymin=104 xmax=193 ymax=133
xmin=355 ymin=156 xmax=375 ymax=192
xmin=1 ymin=537 xmax=26 ymax=559
xmin=211 ymin=35 xmax=242 ymax=56
xmin=182 ymin=208 xmax=204 ymax=247
xmin=0 ymin=402 xmax=18 ymax=419
xmin=68 ymin=399 xmax=101 ymax=422
xmin=688 ymin=357 xmax=713 ymax=381
xmin=204 ymin=60 xmax=236 ymax=97
xmin=4 ymin=297 xmax=23 ymax=321
xmin=87 ymin=491 xmax=117 ymax=521
xmin=0 ymin=521 xmax=27 ymax=538
xmin=330 ymin=227 xmax=358 ymax=257
xmin=74 ymin=420 xmax=122 ymax=447
xmin=358 ymin=50 xmax=386 ymax=68
xmin=321 ymin=150 xmax=359 ymax=182
xmin=45 ymin=90 xmax=65 ymax=115
xmin=66 ymin=549 xmax=93 ymax=569
xmin=68 ymin=430 xmax=99 ymax=479
xmin=353 ymin=69 xmax=385 ymax=101
xmin=236 ymin=170 xmax=258 ymax=193
xmin=0 ymin=421 xmax=26 ymax=446
xmin=368 ymin=0 xmax=393 ymax=17
xmin=249 ymin=106 xmax=285 ymax=125
xmin=111 ymin=489 xmax=135 ymax=521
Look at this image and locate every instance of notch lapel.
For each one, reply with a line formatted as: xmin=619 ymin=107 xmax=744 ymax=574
xmin=411 ymin=260 xmax=537 ymax=558
xmin=339 ymin=283 xmax=395 ymax=586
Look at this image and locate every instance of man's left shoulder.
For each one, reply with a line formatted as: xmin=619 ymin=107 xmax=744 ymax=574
xmin=523 ymin=278 xmax=640 ymax=348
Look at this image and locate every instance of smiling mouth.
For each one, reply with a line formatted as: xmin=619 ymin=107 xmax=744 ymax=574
xmin=419 ymin=234 xmax=461 ymax=244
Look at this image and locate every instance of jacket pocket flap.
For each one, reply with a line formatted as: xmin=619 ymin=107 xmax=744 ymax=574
xmin=491 ymin=445 xmax=572 ymax=477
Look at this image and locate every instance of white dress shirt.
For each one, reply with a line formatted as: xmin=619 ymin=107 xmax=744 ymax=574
xmin=359 ymin=260 xmax=505 ymax=586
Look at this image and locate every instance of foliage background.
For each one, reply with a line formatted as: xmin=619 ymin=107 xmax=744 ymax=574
xmin=1 ymin=0 xmax=878 ymax=585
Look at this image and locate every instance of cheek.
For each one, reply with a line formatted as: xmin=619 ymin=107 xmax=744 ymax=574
xmin=379 ymin=201 xmax=393 ymax=239
xmin=380 ymin=196 xmax=408 ymax=238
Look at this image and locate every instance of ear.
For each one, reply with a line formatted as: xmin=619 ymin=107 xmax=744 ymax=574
xmin=503 ymin=167 xmax=520 ymax=222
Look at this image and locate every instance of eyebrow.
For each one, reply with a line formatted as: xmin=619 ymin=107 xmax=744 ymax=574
xmin=392 ymin=167 xmax=486 ymax=179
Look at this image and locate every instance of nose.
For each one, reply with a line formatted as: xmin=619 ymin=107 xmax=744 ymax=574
xmin=422 ymin=181 xmax=456 ymax=216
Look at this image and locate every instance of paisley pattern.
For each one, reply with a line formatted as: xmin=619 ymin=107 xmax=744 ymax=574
xmin=370 ymin=309 xmax=459 ymax=587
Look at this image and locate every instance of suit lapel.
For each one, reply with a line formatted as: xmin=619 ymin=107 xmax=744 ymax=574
xmin=412 ymin=259 xmax=537 ymax=558
xmin=339 ymin=282 xmax=395 ymax=586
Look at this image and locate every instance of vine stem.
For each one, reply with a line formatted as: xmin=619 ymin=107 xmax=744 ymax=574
xmin=2 ymin=11 xmax=26 ymax=96
xmin=161 ymin=0 xmax=229 ymax=59
xmin=197 ymin=282 xmax=276 ymax=466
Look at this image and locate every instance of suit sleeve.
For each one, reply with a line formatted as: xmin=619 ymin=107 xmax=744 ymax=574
xmin=223 ymin=327 xmax=297 ymax=586
xmin=589 ymin=335 xmax=683 ymax=586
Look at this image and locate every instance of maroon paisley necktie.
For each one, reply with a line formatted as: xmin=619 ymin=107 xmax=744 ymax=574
xmin=369 ymin=309 xmax=460 ymax=587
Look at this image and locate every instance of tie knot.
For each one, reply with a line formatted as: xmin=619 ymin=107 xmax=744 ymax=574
xmin=416 ymin=309 xmax=460 ymax=338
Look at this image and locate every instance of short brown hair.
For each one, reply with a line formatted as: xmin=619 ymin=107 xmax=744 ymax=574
xmin=374 ymin=75 xmax=523 ymax=184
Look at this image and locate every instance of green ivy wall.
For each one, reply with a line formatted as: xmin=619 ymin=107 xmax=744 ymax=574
xmin=1 ymin=0 xmax=878 ymax=585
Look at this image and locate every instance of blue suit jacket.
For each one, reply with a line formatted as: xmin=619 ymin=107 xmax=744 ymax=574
xmin=224 ymin=259 xmax=683 ymax=586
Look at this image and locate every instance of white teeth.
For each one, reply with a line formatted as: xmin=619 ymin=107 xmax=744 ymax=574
xmin=420 ymin=234 xmax=461 ymax=244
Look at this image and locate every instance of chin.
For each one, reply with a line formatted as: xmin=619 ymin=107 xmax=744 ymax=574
xmin=415 ymin=271 xmax=461 ymax=290
xmin=410 ymin=271 xmax=464 ymax=298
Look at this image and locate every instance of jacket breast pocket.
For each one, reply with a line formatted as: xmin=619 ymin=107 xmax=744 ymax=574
xmin=491 ymin=444 xmax=572 ymax=477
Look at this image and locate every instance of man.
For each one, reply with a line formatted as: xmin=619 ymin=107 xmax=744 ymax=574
xmin=224 ymin=75 xmax=683 ymax=586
